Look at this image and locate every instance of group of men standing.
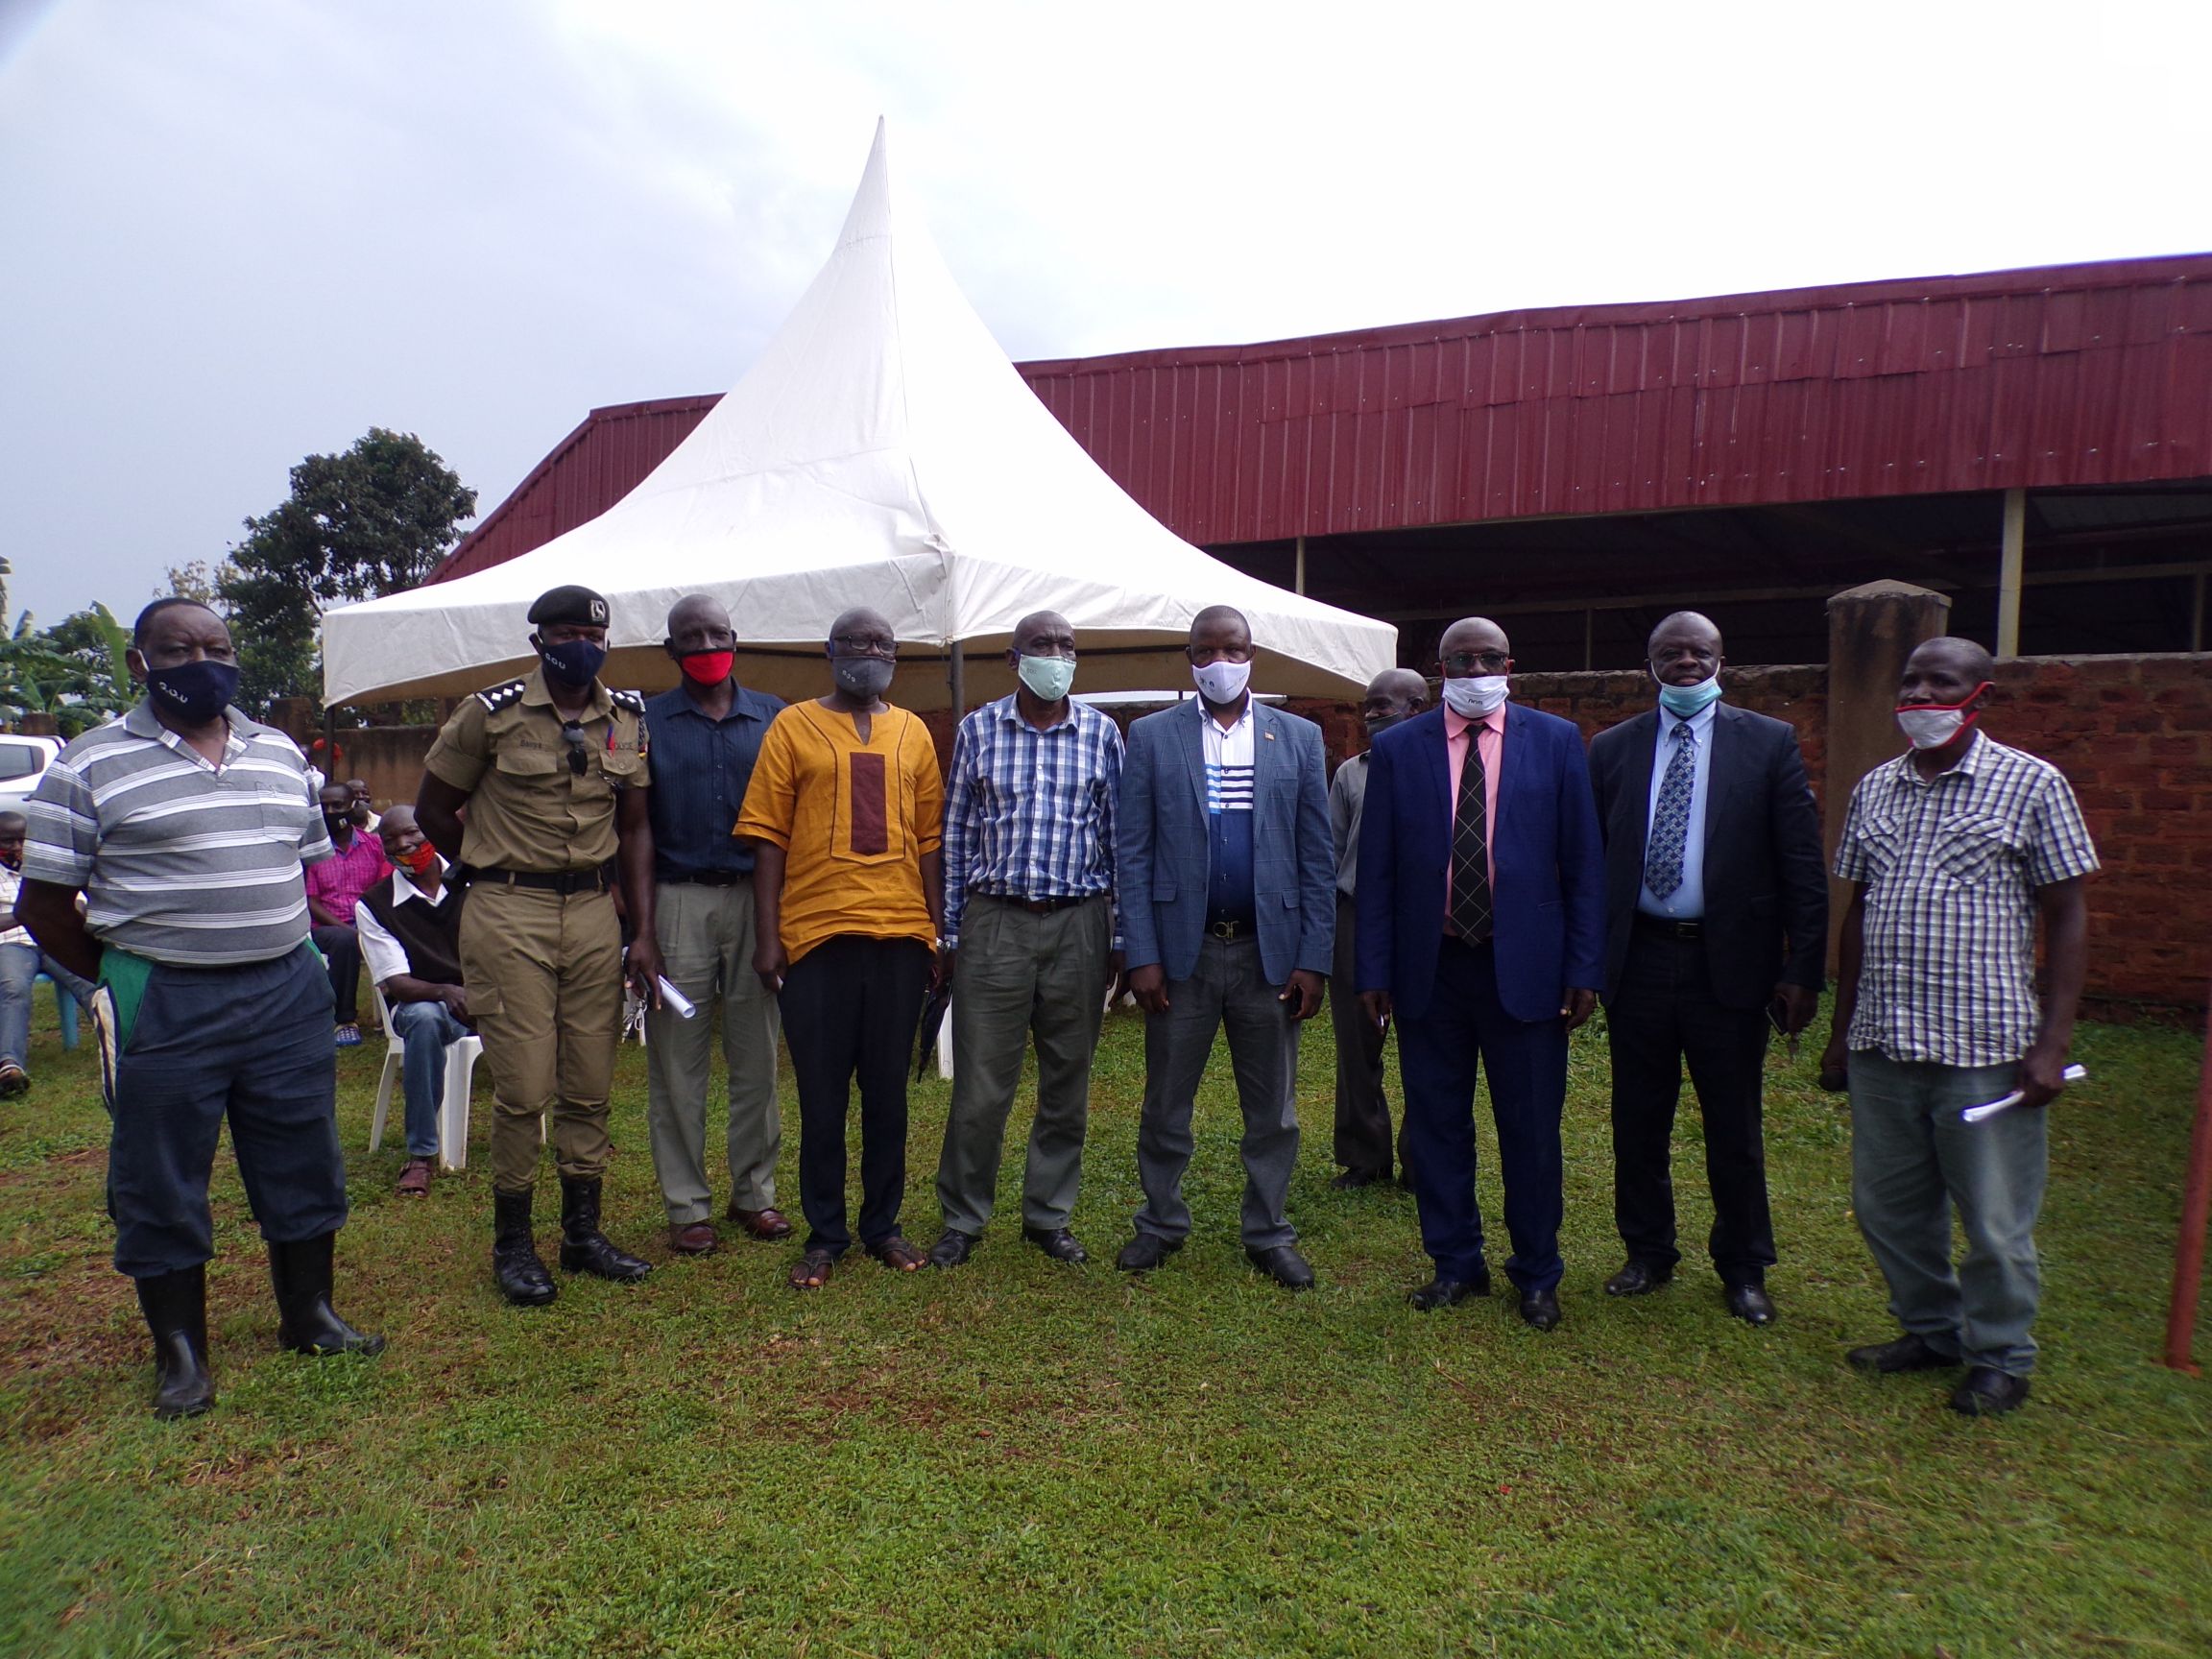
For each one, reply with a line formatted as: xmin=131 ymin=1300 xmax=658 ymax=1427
xmin=13 ymin=583 xmax=2093 ymax=1425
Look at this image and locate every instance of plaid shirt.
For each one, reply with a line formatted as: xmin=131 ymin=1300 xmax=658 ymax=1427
xmin=1834 ymin=732 xmax=2099 ymax=1067
xmin=941 ymin=694 xmax=1122 ymax=950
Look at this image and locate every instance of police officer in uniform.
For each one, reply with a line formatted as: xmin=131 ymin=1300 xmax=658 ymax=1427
xmin=416 ymin=585 xmax=664 ymax=1307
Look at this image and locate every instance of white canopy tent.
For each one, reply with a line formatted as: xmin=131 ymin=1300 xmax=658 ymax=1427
xmin=322 ymin=122 xmax=1393 ymax=711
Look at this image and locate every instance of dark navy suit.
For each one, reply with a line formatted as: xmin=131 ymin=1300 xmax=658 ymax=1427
xmin=1355 ymin=703 xmax=1604 ymax=1292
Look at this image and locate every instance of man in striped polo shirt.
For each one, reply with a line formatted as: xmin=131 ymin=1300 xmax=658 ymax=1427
xmin=18 ymin=598 xmax=382 ymax=1421
xmin=1823 ymin=637 xmax=2098 ymax=1416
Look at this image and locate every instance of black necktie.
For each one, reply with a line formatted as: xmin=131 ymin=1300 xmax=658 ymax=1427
xmin=1450 ymin=724 xmax=1493 ymax=940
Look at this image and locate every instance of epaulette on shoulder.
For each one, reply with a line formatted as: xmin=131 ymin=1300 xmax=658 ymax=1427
xmin=472 ymin=679 xmax=528 ymax=711
xmin=610 ymin=688 xmax=646 ymax=716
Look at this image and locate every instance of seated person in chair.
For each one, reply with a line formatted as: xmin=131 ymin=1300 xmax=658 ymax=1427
xmin=306 ymin=782 xmax=389 ymax=1046
xmin=0 ymin=808 xmax=95 ymax=1097
xmin=355 ymin=805 xmax=469 ymax=1195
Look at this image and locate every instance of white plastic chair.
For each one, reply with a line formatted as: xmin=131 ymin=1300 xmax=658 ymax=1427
xmin=368 ymin=982 xmax=487 ymax=1171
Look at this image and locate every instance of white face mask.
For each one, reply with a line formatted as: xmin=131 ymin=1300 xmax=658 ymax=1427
xmin=1440 ymin=675 xmax=1509 ymax=719
xmin=1894 ymin=684 xmax=1990 ymax=750
xmin=1191 ymin=659 xmax=1252 ymax=705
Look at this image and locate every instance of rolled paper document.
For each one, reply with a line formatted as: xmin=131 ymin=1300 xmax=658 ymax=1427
xmin=656 ymin=975 xmax=698 ymax=1019
xmin=1960 ymin=1064 xmax=2086 ymax=1123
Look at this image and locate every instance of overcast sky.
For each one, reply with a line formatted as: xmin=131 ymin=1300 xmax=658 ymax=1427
xmin=2 ymin=0 xmax=2204 ymax=630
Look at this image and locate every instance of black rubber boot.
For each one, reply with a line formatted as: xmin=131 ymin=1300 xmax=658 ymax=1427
xmin=493 ymin=1188 xmax=558 ymax=1307
xmin=557 ymin=1176 xmax=651 ymax=1282
xmin=134 ymin=1266 xmax=215 ymax=1421
xmin=268 ymin=1233 xmax=385 ymax=1357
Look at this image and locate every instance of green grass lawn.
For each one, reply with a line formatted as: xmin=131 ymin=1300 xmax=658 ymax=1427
xmin=1 ymin=990 xmax=2206 ymax=1658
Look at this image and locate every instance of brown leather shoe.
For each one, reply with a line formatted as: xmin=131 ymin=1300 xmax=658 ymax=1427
xmin=396 ymin=1158 xmax=434 ymax=1197
xmin=728 ymin=1205 xmax=794 ymax=1241
xmin=669 ymin=1222 xmax=718 ymax=1255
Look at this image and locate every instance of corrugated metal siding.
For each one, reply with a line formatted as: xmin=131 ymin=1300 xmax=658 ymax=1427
xmin=431 ymin=396 xmax=720 ymax=583
xmin=433 ymin=256 xmax=2212 ymax=582
xmin=1020 ymin=254 xmax=2212 ymax=544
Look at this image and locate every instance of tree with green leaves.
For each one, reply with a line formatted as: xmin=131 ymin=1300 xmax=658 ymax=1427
xmin=218 ymin=428 xmax=476 ymax=713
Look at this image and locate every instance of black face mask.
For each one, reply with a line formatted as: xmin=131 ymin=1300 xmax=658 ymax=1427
xmin=537 ymin=637 xmax=607 ymax=688
xmin=145 ymin=659 xmax=240 ymax=725
xmin=324 ymin=812 xmax=352 ymax=835
xmin=1364 ymin=711 xmax=1405 ymax=738
xmin=831 ymin=658 xmax=895 ymax=701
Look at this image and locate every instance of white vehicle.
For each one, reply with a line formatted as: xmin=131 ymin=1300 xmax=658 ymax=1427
xmin=0 ymin=734 xmax=60 ymax=803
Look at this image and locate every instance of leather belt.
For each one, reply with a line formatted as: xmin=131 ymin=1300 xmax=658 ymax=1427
xmin=1206 ymin=914 xmax=1256 ymax=941
xmin=980 ymin=892 xmax=1094 ymax=916
xmin=469 ymin=865 xmax=612 ymax=896
xmin=1635 ymin=913 xmax=1703 ymax=939
xmin=663 ymin=870 xmax=748 ymax=887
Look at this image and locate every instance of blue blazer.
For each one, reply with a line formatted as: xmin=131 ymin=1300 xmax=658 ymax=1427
xmin=1118 ymin=698 xmax=1334 ymax=986
xmin=1353 ymin=702 xmax=1605 ymax=1024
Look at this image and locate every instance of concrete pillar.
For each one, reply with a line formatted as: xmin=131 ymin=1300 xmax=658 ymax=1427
xmin=1822 ymin=580 xmax=1952 ymax=966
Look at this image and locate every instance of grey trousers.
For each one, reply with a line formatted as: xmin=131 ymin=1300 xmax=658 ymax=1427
xmin=1849 ymin=1049 xmax=2046 ymax=1376
xmin=645 ymin=879 xmax=781 ymax=1223
xmin=936 ymin=895 xmax=1112 ymax=1236
xmin=1328 ymin=895 xmax=1401 ymax=1178
xmin=1133 ymin=934 xmax=1301 ymax=1250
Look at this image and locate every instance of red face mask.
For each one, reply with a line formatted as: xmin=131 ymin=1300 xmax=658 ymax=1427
xmin=400 ymin=841 xmax=440 ymax=876
xmin=679 ymin=649 xmax=734 ymax=685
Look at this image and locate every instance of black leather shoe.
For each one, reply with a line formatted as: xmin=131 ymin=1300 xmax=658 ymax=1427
xmin=1246 ymin=1244 xmax=1315 ymax=1289
xmin=1723 ymin=1283 xmax=1777 ymax=1327
xmin=1330 ymin=1167 xmax=1389 ymax=1190
xmin=1603 ymin=1260 xmax=1673 ymax=1297
xmin=1115 ymin=1233 xmax=1182 ymax=1273
xmin=1408 ymin=1270 xmax=1489 ymax=1310
xmin=1022 ymin=1226 xmax=1088 ymax=1264
xmin=1518 ymin=1287 xmax=1562 ymax=1331
xmin=1845 ymin=1332 xmax=1960 ymax=1374
xmin=493 ymin=1189 xmax=558 ymax=1308
xmin=556 ymin=1177 xmax=651 ymax=1283
xmin=927 ymin=1229 xmax=978 ymax=1268
xmin=269 ymin=1233 xmax=384 ymax=1357
xmin=1951 ymin=1367 xmax=2032 ymax=1416
xmin=135 ymin=1265 xmax=215 ymax=1420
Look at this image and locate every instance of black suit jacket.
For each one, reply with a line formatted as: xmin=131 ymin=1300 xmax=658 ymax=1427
xmin=1587 ymin=703 xmax=1827 ymax=1010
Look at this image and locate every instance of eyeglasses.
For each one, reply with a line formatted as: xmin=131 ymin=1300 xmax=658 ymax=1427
xmin=560 ymin=720 xmax=589 ymax=777
xmin=830 ymin=636 xmax=898 ymax=660
xmin=1442 ymin=651 xmax=1510 ymax=676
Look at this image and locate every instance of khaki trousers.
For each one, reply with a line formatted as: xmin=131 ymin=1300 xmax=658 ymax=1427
xmin=645 ymin=878 xmax=782 ymax=1222
xmin=459 ymin=882 xmax=623 ymax=1194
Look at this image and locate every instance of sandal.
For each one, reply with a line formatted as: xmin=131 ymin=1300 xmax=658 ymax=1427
xmin=788 ymin=1247 xmax=836 ymax=1290
xmin=867 ymin=1235 xmax=926 ymax=1272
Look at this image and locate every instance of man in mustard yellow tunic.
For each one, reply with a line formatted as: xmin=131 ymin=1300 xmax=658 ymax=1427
xmin=737 ymin=606 xmax=944 ymax=1289
xmin=417 ymin=585 xmax=664 ymax=1307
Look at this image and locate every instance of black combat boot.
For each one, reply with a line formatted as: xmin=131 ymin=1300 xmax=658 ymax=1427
xmin=135 ymin=1265 xmax=215 ymax=1420
xmin=267 ymin=1233 xmax=385 ymax=1357
xmin=493 ymin=1188 xmax=558 ymax=1307
xmin=556 ymin=1176 xmax=651 ymax=1282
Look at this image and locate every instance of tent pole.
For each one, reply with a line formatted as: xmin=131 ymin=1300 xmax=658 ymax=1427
xmin=948 ymin=641 xmax=964 ymax=716
xmin=1996 ymin=488 xmax=2027 ymax=656
xmin=1294 ymin=536 xmax=1307 ymax=596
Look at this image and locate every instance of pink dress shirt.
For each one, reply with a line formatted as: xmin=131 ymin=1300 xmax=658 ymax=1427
xmin=1442 ymin=704 xmax=1503 ymax=923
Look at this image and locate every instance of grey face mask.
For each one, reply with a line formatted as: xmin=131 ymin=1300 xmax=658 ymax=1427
xmin=832 ymin=657 xmax=895 ymax=701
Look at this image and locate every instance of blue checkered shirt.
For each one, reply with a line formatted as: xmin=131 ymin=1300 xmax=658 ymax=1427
xmin=1834 ymin=732 xmax=2099 ymax=1067
xmin=941 ymin=694 xmax=1122 ymax=950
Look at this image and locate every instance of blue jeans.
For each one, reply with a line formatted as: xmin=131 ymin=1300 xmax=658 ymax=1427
xmin=0 ymin=942 xmax=93 ymax=1068
xmin=1848 ymin=1049 xmax=2047 ymax=1376
xmin=390 ymin=998 xmax=469 ymax=1159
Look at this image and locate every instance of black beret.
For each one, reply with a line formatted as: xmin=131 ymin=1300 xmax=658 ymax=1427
xmin=527 ymin=585 xmax=612 ymax=628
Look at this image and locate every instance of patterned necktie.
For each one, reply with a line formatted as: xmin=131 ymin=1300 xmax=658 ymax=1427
xmin=1645 ymin=724 xmax=1695 ymax=900
xmin=1449 ymin=721 xmax=1493 ymax=940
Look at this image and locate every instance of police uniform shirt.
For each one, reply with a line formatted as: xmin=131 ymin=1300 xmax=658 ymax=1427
xmin=422 ymin=667 xmax=649 ymax=873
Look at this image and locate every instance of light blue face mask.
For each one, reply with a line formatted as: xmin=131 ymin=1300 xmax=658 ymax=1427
xmin=1017 ymin=653 xmax=1076 ymax=702
xmin=1655 ymin=671 xmax=1721 ymax=717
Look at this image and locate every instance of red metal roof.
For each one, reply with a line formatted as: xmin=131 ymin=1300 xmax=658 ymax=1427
xmin=433 ymin=394 xmax=720 ymax=583
xmin=433 ymin=254 xmax=2212 ymax=582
